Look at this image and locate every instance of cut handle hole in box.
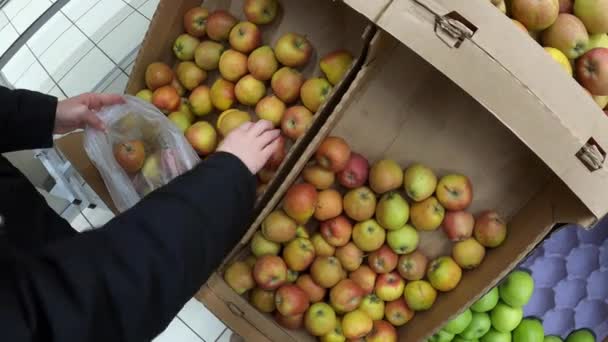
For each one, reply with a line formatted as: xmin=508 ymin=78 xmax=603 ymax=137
xmin=576 ymin=138 xmax=606 ymax=172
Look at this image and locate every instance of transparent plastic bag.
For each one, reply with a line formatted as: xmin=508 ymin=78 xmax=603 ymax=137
xmin=84 ymin=95 xmax=201 ymax=212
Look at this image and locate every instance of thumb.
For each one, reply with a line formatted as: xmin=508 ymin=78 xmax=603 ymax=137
xmin=85 ymin=111 xmax=106 ymax=131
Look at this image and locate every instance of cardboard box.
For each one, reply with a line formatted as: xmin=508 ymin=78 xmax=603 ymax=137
xmin=55 ymin=0 xmax=608 ymax=341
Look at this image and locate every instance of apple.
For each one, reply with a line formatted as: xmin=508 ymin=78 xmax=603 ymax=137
xmin=576 ymin=48 xmax=608 ymax=95
xmin=369 ymin=159 xmax=403 ymax=194
xmin=404 ymin=280 xmax=437 ymax=311
xmin=443 ymin=210 xmax=474 ymax=241
xmin=235 ymin=74 xmax=266 ymax=106
xmin=348 ymin=268 xmax=376 ymax=297
xmin=427 ymin=256 xmax=462 ymax=292
xmin=189 ymin=85 xmax=213 ymax=116
xmin=559 ymin=0 xmax=573 ymax=13
xmin=216 ymin=109 xmax=251 ymax=137
xmin=320 ymin=215 xmax=352 ymax=247
xmin=282 ymin=237 xmax=315 ymax=271
xmin=452 ymin=238 xmax=486 ymax=269
xmin=303 ymin=164 xmax=335 ymax=190
xmin=281 ymin=105 xmax=313 ymax=139
xmin=114 ymin=140 xmax=145 ymax=173
xmin=245 ymin=255 xmax=257 ymax=268
xmin=177 ymin=99 xmax=194 ymax=120
xmin=375 ymin=192 xmax=409 ymax=231
xmin=183 ymin=6 xmax=208 ymax=38
xmin=250 ymin=287 xmax=275 ymax=313
xmin=490 ymin=301 xmax=523 ymax=332
xmin=387 ymin=224 xmax=419 ymax=255
xmin=305 ymin=302 xmax=337 ymax=336
xmin=315 ymin=136 xmax=351 ymax=172
xmin=275 ymin=312 xmax=304 ymax=330
xmin=428 ymin=330 xmax=455 ymax=342
xmin=295 ymin=226 xmax=309 ymax=239
xmin=511 ymin=0 xmax=559 ymax=31
xmin=329 ymin=279 xmax=364 ymax=313
xmin=474 ymin=210 xmax=508 ymax=248
xmin=343 ymin=187 xmax=376 ymax=221
xmin=301 ymin=78 xmax=333 ymax=112
xmin=258 ymin=166 xmax=275 ymax=184
xmin=471 ymin=287 xmax=499 ymax=312
xmin=480 ymin=328 xmax=512 ymax=342
xmin=177 ymin=61 xmax=206 ymax=91
xmin=256 ymin=95 xmax=285 ymax=127
xmin=310 ymin=256 xmax=344 ymax=288
xmin=168 ymin=111 xmax=191 ymax=133
xmin=287 ymin=269 xmax=299 ymax=283
xmin=384 ymin=298 xmax=415 ymax=326
xmin=296 ymin=274 xmax=326 ymax=303
xmin=250 ymin=231 xmax=280 ymax=257
xmin=152 ymin=85 xmax=180 ymax=113
xmin=219 ymin=49 xmax=248 ymax=82
xmin=171 ymin=77 xmax=186 ymax=97
xmin=593 ymin=94 xmax=608 ymax=109
xmin=375 ymin=271 xmax=405 ymax=301
xmin=368 ymin=245 xmax=398 ymax=274
xmin=586 ymin=33 xmax=608 ymax=52
xmin=311 ymin=233 xmax=336 ymax=256
xmin=336 ymin=152 xmax=369 ymax=189
xmin=224 ymin=261 xmax=254 ymax=295
xmin=271 ymin=67 xmax=305 ymax=103
xmin=229 ymin=21 xmax=261 ymax=54
xmin=366 ymin=320 xmax=397 ymax=342
xmin=565 ymin=329 xmax=596 ymax=342
xmin=498 ymin=270 xmax=535 ymax=308
xmin=358 ymin=294 xmax=385 ymax=320
xmin=320 ymin=50 xmax=353 ymax=85
xmin=335 ymin=242 xmax=363 ymax=271
xmin=145 ymin=62 xmax=173 ymax=90
xmin=444 ymin=309 xmax=473 ymax=335
xmin=397 ymin=250 xmax=428 ymax=281
xmin=173 ymin=34 xmax=200 ymax=61
xmin=283 ymin=182 xmax=318 ymax=224
xmin=352 ymin=219 xmax=385 ymax=252
xmin=194 ymin=40 xmax=224 ymax=71
xmin=275 ymin=284 xmax=309 ymax=316
xmin=244 ymin=0 xmax=279 ymax=25
xmin=542 ymin=14 xmax=589 ymax=59
xmin=315 ymin=189 xmax=343 ymax=221
xmin=210 ymin=78 xmax=235 ymax=111
xmin=574 ymin=0 xmax=608 ymax=34
xmin=436 ymin=174 xmax=473 ymax=211
xmin=403 ymin=163 xmax=437 ymax=201
xmin=460 ymin=312 xmax=492 ymax=340
xmin=206 ymin=10 xmax=237 ymax=41
xmin=265 ymin=135 xmax=286 ymax=170
xmin=341 ymin=310 xmax=373 ymax=339
xmin=261 ymin=210 xmax=297 ymax=243
xmin=512 ymin=318 xmax=544 ymax=342
xmin=141 ymin=153 xmax=162 ymax=187
xmin=274 ymin=32 xmax=313 ymax=67
xmin=410 ymin=196 xmax=445 ymax=231
xmin=247 ymin=45 xmax=278 ymax=81
xmin=253 ymin=255 xmax=287 ymax=290
xmin=136 ymin=89 xmax=153 ymax=102
xmin=320 ymin=318 xmax=345 ymax=342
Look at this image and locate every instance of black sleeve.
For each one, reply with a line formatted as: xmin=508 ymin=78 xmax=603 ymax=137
xmin=3 ymin=152 xmax=255 ymax=342
xmin=0 ymin=86 xmax=57 ymax=153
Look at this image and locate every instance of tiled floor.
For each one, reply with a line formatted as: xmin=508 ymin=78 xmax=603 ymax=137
xmin=1 ymin=0 xmax=235 ymax=340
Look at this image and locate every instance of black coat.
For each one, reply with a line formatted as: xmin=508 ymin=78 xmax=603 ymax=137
xmin=0 ymin=87 xmax=255 ymax=341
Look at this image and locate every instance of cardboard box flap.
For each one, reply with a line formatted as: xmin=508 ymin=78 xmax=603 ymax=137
xmin=341 ymin=0 xmax=392 ymax=22
xmin=354 ymin=0 xmax=608 ymax=220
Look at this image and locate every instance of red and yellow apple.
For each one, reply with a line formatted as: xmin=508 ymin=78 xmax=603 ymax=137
xmin=210 ymin=78 xmax=235 ymax=111
xmin=206 ymin=10 xmax=237 ymax=41
xmin=219 ymin=49 xmax=248 ymax=82
xmin=310 ymin=256 xmax=344 ymax=288
xmin=283 ymin=182 xmax=318 ymax=224
xmin=301 ymin=78 xmax=333 ymax=112
xmin=282 ymin=237 xmax=316 ymax=271
xmin=274 ymin=32 xmax=313 ymax=67
xmin=256 ymin=95 xmax=285 ymax=127
xmin=374 ymin=271 xmax=405 ymax=301
xmin=329 ymin=279 xmax=364 ymax=313
xmin=253 ymin=255 xmax=288 ymax=290
xmin=349 ymin=265 xmax=377 ymax=294
xmin=320 ymin=50 xmax=353 ymax=85
xmin=337 ymin=152 xmax=369 ymax=189
xmin=352 ymin=219 xmax=386 ymax=252
xmin=343 ymin=187 xmax=377 ymax=221
xmin=281 ymin=105 xmax=313 ymax=140
xmin=224 ymin=261 xmax=254 ymax=294
xmin=296 ymin=274 xmax=326 ymax=303
xmin=229 ymin=21 xmax=261 ymax=53
xmin=369 ymin=159 xmax=403 ymax=194
xmin=303 ymin=164 xmax=335 ymax=190
xmin=427 ymin=256 xmax=462 ymax=292
xmin=194 ymin=40 xmax=225 ymax=70
xmin=436 ymin=174 xmax=473 ymax=211
xmin=271 ymin=67 xmax=304 ymax=103
xmin=335 ymin=242 xmax=363 ymax=271
xmin=275 ymin=284 xmax=310 ymax=316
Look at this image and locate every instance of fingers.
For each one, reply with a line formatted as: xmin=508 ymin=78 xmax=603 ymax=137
xmin=87 ymin=93 xmax=125 ymax=111
xmin=85 ymin=111 xmax=106 ymax=131
xmin=248 ymin=120 xmax=274 ymax=137
xmin=237 ymin=121 xmax=254 ymax=132
xmin=257 ymin=129 xmax=281 ymax=149
xmin=261 ymin=137 xmax=282 ymax=160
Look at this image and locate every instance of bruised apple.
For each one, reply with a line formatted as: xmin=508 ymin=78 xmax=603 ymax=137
xmin=368 ymin=245 xmax=398 ymax=274
xmin=282 ymin=237 xmax=315 ymax=271
xmin=349 ymin=265 xmax=377 ymax=294
xmin=253 ymin=255 xmax=287 ymax=290
xmin=315 ymin=136 xmax=351 ymax=172
xmin=443 ymin=210 xmax=475 ymax=241
xmin=329 ymin=279 xmax=364 ymax=313
xmin=427 ymin=256 xmax=462 ymax=292
xmin=283 ymin=183 xmax=318 ymax=224
xmin=315 ymin=189 xmax=343 ymax=221
xmin=384 ymin=298 xmax=415 ymax=326
xmin=453 ymin=238 xmax=486 ymax=269
xmin=303 ymin=164 xmax=335 ymax=190
xmin=397 ymin=250 xmax=428 ymax=281
xmin=311 ymin=233 xmax=335 ymax=257
xmin=369 ymin=159 xmax=403 ymax=194
xmin=145 ymin=62 xmax=174 ymax=90
xmin=375 ymin=271 xmax=405 ymax=301
xmin=320 ymin=215 xmax=352 ymax=247
xmin=183 ymin=6 xmax=209 ymax=38
xmin=281 ymin=105 xmax=313 ymax=139
xmin=474 ymin=210 xmax=507 ymax=248
xmin=296 ymin=274 xmax=326 ymax=303
xmin=335 ymin=242 xmax=362 ymax=271
xmin=352 ymin=219 xmax=385 ymax=252
xmin=343 ymin=187 xmax=376 ymax=221
xmin=436 ymin=174 xmax=473 ymax=211
xmin=224 ymin=261 xmax=254 ymax=294
xmin=310 ymin=256 xmax=343 ymax=288
xmin=206 ymin=10 xmax=237 ymax=41
xmin=250 ymin=287 xmax=275 ymax=313
xmin=262 ymin=210 xmax=297 ymax=243
xmin=275 ymin=312 xmax=304 ymax=330
xmin=114 ymin=140 xmax=145 ymax=173
xmin=275 ymin=284 xmax=309 ymax=316
xmin=337 ymin=152 xmax=369 ymax=189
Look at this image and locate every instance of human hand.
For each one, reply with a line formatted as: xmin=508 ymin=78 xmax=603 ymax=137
xmin=54 ymin=93 xmax=125 ymax=134
xmin=218 ymin=120 xmax=282 ymax=174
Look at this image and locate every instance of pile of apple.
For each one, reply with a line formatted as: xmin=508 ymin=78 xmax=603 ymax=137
xmin=490 ymin=0 xmax=608 ymax=113
xmin=430 ymin=270 xmax=597 ymax=342
xmin=223 ymin=135 xmax=509 ymax=341
xmin=133 ymin=0 xmax=354 ymax=196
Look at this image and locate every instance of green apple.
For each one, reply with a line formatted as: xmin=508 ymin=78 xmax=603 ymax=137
xmin=565 ymin=329 xmax=596 ymax=342
xmin=403 ymin=163 xmax=437 ymax=201
xmin=498 ymin=270 xmax=534 ymax=307
xmin=585 ymin=33 xmax=608 ymax=52
xmin=460 ymin=312 xmax=491 ymax=340
xmin=250 ymin=231 xmax=280 ymax=257
xmin=544 ymin=336 xmax=563 ymax=342
xmin=444 ymin=309 xmax=473 ymax=335
xmin=490 ymin=302 xmax=523 ymax=332
xmin=428 ymin=330 xmax=455 ymax=342
xmin=513 ymin=318 xmax=544 ymax=342
xmin=480 ymin=328 xmax=512 ymax=342
xmin=375 ymin=192 xmax=410 ymax=230
xmin=471 ymin=287 xmax=499 ymax=312
xmin=136 ymin=89 xmax=153 ymax=102
xmin=387 ymin=224 xmax=419 ymax=254
xmin=574 ymin=0 xmax=608 ymax=34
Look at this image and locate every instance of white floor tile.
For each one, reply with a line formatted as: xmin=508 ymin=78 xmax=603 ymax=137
xmin=58 ymin=47 xmax=114 ymax=97
xmin=125 ymin=0 xmax=148 ymax=9
xmin=12 ymin=0 xmax=52 ymax=33
xmin=216 ymin=328 xmax=234 ymax=342
xmin=76 ymin=0 xmax=132 ymax=43
xmin=0 ymin=10 xmax=8 ymax=30
xmin=99 ymin=11 xmax=148 ymax=65
xmin=27 ymin=12 xmax=71 ymax=56
xmin=2 ymin=0 xmax=31 ymax=19
xmin=119 ymin=46 xmax=140 ymax=70
xmin=178 ymin=298 xmax=226 ymax=342
xmin=40 ymin=25 xmax=93 ymax=81
xmin=153 ymin=318 xmax=204 ymax=342
xmin=14 ymin=61 xmax=54 ymax=93
xmin=48 ymin=85 xmax=66 ymax=100
xmin=1 ymin=46 xmax=36 ymax=84
xmin=0 ymin=24 xmax=18 ymax=56
xmin=103 ymin=72 xmax=129 ymax=94
xmin=95 ymin=66 xmax=122 ymax=92
xmin=82 ymin=206 xmax=115 ymax=228
xmin=69 ymin=212 xmax=93 ymax=232
xmin=139 ymin=0 xmax=160 ymax=20
xmin=61 ymin=0 xmax=97 ymax=22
